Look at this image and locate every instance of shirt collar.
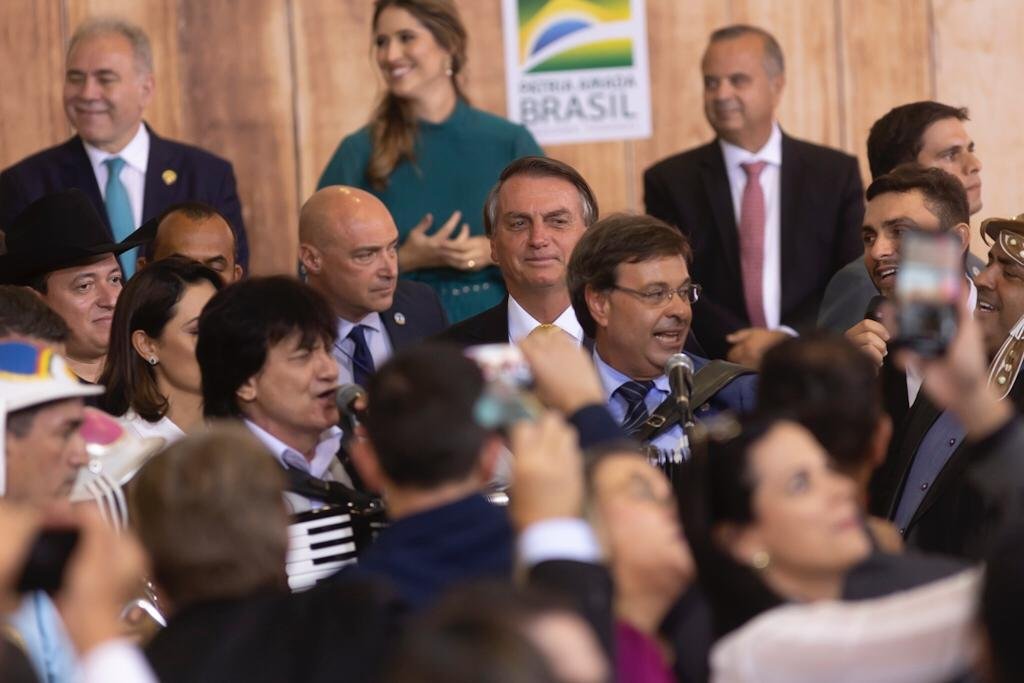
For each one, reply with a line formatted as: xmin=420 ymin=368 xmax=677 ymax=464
xmin=243 ymin=419 xmax=342 ymax=480
xmin=507 ymin=296 xmax=584 ymax=344
xmin=336 ymin=312 xmax=385 ymax=344
xmin=83 ymin=123 xmax=150 ymax=175
xmin=719 ymin=122 xmax=782 ymax=171
xmin=592 ymin=348 xmax=670 ymax=402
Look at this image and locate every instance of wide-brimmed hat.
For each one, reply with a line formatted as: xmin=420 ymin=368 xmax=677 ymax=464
xmin=0 ymin=189 xmax=152 ymax=285
xmin=981 ymin=213 xmax=1024 ymax=268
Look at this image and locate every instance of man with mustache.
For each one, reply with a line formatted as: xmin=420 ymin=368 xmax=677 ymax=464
xmin=644 ymin=25 xmax=863 ymax=366
xmin=974 ymin=214 xmax=1024 ymax=391
xmin=567 ymin=213 xmax=757 ymax=463
xmin=0 ymin=18 xmax=248 ymax=275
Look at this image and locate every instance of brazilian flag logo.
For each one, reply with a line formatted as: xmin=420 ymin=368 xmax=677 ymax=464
xmin=517 ymin=0 xmax=634 ymax=73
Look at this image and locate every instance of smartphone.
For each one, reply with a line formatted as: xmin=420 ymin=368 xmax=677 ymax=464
xmin=464 ymin=344 xmax=539 ymax=428
xmin=15 ymin=529 xmax=80 ymax=594
xmin=892 ymin=229 xmax=962 ymax=357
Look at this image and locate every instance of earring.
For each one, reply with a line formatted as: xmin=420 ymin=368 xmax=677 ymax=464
xmin=148 ymin=357 xmax=159 ymax=366
xmin=445 ymin=59 xmax=454 ymax=77
xmin=751 ymin=551 xmax=771 ymax=571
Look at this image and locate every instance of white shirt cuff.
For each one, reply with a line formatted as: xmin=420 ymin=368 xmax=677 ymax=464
xmin=774 ymin=325 xmax=798 ymax=337
xmin=518 ymin=518 xmax=601 ymax=566
xmin=80 ymin=639 xmax=158 ymax=683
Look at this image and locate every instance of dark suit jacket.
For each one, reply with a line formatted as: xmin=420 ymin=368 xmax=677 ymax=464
xmin=381 ymin=280 xmax=450 ymax=351
xmin=644 ymin=133 xmax=864 ymax=358
xmin=0 ymin=124 xmax=249 ymax=267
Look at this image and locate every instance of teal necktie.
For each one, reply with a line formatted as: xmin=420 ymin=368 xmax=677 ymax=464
xmin=102 ymin=156 xmax=137 ymax=278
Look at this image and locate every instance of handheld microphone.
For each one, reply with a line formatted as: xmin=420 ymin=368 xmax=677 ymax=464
xmin=665 ymin=353 xmax=694 ymax=413
xmin=865 ymin=295 xmax=889 ymax=323
xmin=335 ymin=384 xmax=368 ymax=437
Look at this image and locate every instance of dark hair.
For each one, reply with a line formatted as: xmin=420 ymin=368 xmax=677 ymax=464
xmin=129 ymin=423 xmax=290 ymax=607
xmin=483 ymin=156 xmax=599 ymax=236
xmin=982 ymin=525 xmax=1024 ymax=683
xmin=865 ymin=164 xmax=970 ymax=230
xmin=99 ymin=257 xmax=222 ymax=421
xmin=758 ymin=333 xmax=881 ymax=474
xmin=365 ymin=343 xmax=487 ymax=488
xmin=0 ymin=285 xmax=69 ymax=343
xmin=567 ymin=213 xmax=693 ymax=338
xmin=679 ymin=415 xmax=786 ymax=637
xmin=367 ymin=0 xmax=468 ymax=190
xmin=144 ymin=201 xmax=236 ymax=260
xmin=708 ymin=24 xmax=785 ymax=75
xmin=197 ymin=276 xmax=337 ymax=419
xmin=867 ymin=102 xmax=970 ymax=180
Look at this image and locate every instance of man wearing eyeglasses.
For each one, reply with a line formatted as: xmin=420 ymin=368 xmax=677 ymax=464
xmin=567 ymin=213 xmax=757 ymax=459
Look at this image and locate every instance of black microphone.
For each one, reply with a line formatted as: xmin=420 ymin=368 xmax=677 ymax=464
xmin=335 ymin=384 xmax=367 ymax=436
xmin=865 ymin=295 xmax=888 ymax=323
xmin=665 ymin=353 xmax=694 ymax=414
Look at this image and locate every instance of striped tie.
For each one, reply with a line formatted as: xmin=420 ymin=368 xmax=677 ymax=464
xmin=102 ymin=157 xmax=138 ymax=278
xmin=615 ymin=380 xmax=655 ymax=438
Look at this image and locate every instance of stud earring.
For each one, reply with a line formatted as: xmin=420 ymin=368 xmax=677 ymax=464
xmin=445 ymin=59 xmax=454 ymax=77
xmin=751 ymin=551 xmax=771 ymax=571
xmin=148 ymin=357 xmax=159 ymax=366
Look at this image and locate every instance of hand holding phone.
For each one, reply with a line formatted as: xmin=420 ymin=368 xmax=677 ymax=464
xmin=892 ymin=229 xmax=963 ymax=357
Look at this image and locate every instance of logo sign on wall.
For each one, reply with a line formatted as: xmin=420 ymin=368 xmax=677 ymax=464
xmin=501 ymin=0 xmax=652 ymax=145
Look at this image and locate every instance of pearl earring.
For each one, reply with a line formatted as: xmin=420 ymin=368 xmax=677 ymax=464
xmin=751 ymin=551 xmax=771 ymax=571
xmin=445 ymin=60 xmax=454 ymax=77
xmin=148 ymin=357 xmax=159 ymax=366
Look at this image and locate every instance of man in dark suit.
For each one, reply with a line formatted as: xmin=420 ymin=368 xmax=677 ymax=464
xmin=299 ymin=186 xmax=448 ymax=388
xmin=818 ymin=101 xmax=985 ymax=333
xmin=644 ymin=24 xmax=863 ymax=364
xmin=568 ymin=213 xmax=757 ymax=464
xmin=441 ymin=156 xmax=597 ymax=347
xmin=137 ymin=201 xmax=243 ymax=284
xmin=0 ymin=18 xmax=247 ymax=274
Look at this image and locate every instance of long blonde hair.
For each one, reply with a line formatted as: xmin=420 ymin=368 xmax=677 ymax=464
xmin=368 ymin=0 xmax=468 ymax=190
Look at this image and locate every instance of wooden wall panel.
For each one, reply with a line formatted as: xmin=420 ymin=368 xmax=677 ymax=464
xmin=177 ymin=0 xmax=299 ymax=275
xmin=0 ymin=1 xmax=67 ymax=166
xmin=837 ymin=0 xmax=932 ymax=181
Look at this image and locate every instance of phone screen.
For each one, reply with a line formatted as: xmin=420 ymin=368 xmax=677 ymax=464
xmin=892 ymin=229 xmax=962 ymax=356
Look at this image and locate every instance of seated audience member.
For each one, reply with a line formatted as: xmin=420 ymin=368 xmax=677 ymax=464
xmin=0 ymin=285 xmax=69 ymax=352
xmin=350 ymin=343 xmax=513 ymax=609
xmin=442 ymin=156 xmax=596 ymax=345
xmin=820 ymin=102 xmax=985 ymax=332
xmin=585 ymin=444 xmax=695 ymax=683
xmin=196 ymin=276 xmax=351 ymax=513
xmin=299 ymin=186 xmax=448 ymax=387
xmin=132 ymin=424 xmax=399 ymax=683
xmin=0 ymin=190 xmax=150 ymax=382
xmin=387 ymin=583 xmax=609 ymax=683
xmin=136 ymin=202 xmax=243 ymax=283
xmin=98 ymin=256 xmax=222 ymax=442
xmin=566 ymin=213 xmax=757 ymax=463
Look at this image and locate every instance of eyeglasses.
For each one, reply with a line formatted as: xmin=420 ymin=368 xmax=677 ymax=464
xmin=611 ymin=283 xmax=702 ymax=306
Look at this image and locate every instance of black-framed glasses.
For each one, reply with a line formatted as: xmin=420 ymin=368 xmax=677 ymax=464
xmin=611 ymin=283 xmax=702 ymax=306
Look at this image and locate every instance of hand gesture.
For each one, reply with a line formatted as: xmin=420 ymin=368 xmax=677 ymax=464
xmin=509 ymin=412 xmax=584 ymax=531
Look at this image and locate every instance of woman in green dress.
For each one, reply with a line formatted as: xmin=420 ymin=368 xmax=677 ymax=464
xmin=318 ymin=0 xmax=543 ymax=322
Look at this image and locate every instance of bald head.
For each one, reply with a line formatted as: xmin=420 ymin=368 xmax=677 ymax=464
xmin=299 ymin=186 xmax=400 ymax=322
xmin=144 ymin=206 xmax=241 ymax=283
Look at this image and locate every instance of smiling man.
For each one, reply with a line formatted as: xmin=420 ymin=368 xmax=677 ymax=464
xmin=300 ymin=186 xmax=447 ymax=387
xmin=0 ymin=189 xmax=150 ymax=382
xmin=568 ymin=214 xmax=756 ymax=461
xmin=442 ymin=156 xmax=597 ymax=346
xmin=0 ymin=18 xmax=248 ymax=271
xmin=976 ymin=215 xmax=1024 ymax=363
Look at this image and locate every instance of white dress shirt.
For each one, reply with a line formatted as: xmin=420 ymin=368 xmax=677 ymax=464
xmin=121 ymin=410 xmax=185 ymax=445
xmin=506 ymin=296 xmax=584 ymax=344
xmin=331 ymin=313 xmax=394 ymax=386
xmin=719 ymin=122 xmax=784 ymax=329
xmin=81 ymin=640 xmax=158 ymax=683
xmin=83 ymin=123 xmax=149 ymax=230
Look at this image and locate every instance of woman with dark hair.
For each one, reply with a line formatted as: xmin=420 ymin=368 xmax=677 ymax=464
xmin=99 ymin=256 xmax=222 ymax=442
xmin=317 ymin=0 xmax=543 ymax=322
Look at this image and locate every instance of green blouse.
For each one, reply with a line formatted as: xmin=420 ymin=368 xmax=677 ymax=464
xmin=318 ymin=99 xmax=543 ymax=322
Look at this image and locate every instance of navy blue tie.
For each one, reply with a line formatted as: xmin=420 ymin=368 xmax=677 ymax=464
xmin=615 ymin=380 xmax=655 ymax=437
xmin=347 ymin=325 xmax=375 ymax=388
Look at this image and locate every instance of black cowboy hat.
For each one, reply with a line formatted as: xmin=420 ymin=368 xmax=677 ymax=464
xmin=0 ymin=189 xmax=153 ymax=285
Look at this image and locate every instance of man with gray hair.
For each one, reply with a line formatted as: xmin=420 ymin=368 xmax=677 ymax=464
xmin=644 ymin=24 xmax=863 ymax=367
xmin=0 ymin=17 xmax=248 ymax=274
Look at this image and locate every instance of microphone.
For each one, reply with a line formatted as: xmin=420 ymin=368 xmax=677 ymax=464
xmin=865 ymin=295 xmax=888 ymax=323
xmin=665 ymin=353 xmax=694 ymax=414
xmin=335 ymin=384 xmax=368 ymax=439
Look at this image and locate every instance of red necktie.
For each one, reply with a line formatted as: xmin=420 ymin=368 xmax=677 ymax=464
xmin=739 ymin=161 xmax=768 ymax=328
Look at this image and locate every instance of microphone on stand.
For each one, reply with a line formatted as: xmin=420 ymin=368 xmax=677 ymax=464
xmin=665 ymin=353 xmax=695 ymax=420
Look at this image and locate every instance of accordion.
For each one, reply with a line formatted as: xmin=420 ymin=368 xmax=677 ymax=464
xmin=286 ymin=502 xmax=385 ymax=591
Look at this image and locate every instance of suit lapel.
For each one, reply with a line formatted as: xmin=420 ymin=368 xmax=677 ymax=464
xmin=884 ymin=395 xmax=943 ymax=518
xmin=142 ymin=126 xmax=180 ymax=221
xmin=463 ymin=298 xmax=511 ymax=345
xmin=697 ymin=142 xmax=741 ymax=279
xmin=778 ymin=133 xmax=803 ymax=315
xmin=60 ymin=137 xmax=110 ymax=238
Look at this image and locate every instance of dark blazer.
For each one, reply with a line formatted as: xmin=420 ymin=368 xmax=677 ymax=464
xmin=381 ymin=280 xmax=450 ymax=350
xmin=0 ymin=124 xmax=249 ymax=267
xmin=644 ymin=133 xmax=864 ymax=359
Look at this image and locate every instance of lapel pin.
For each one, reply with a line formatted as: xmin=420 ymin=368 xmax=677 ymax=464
xmin=393 ymin=312 xmax=406 ymax=326
xmin=161 ymin=169 xmax=177 ymax=186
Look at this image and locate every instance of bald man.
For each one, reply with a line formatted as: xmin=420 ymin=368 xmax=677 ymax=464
xmin=299 ymin=186 xmax=448 ymax=386
xmin=137 ymin=201 xmax=242 ymax=283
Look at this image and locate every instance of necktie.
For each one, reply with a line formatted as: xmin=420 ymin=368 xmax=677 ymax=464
xmin=102 ymin=157 xmax=137 ymax=278
xmin=738 ymin=160 xmax=768 ymax=328
xmin=347 ymin=325 xmax=375 ymax=388
xmin=615 ymin=380 xmax=655 ymax=438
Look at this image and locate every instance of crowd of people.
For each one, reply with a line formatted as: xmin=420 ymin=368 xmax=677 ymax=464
xmin=2 ymin=1 xmax=1024 ymax=682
